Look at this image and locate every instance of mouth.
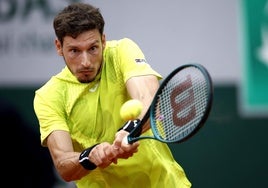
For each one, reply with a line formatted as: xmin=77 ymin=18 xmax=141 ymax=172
xmin=79 ymin=69 xmax=94 ymax=74
xmin=76 ymin=69 xmax=96 ymax=83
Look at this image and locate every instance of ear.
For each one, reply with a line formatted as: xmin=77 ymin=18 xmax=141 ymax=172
xmin=55 ymin=39 xmax=63 ymax=56
xmin=102 ymin=34 xmax=106 ymax=49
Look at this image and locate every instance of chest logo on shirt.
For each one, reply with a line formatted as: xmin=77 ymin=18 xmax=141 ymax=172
xmin=89 ymin=83 xmax=99 ymax=92
xmin=135 ymin=59 xmax=147 ymax=64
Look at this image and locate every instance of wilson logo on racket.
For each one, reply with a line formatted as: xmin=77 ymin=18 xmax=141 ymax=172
xmin=171 ymin=75 xmax=196 ymax=127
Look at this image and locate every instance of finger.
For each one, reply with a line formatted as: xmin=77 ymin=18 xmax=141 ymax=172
xmin=120 ymin=140 xmax=140 ymax=152
xmin=91 ymin=143 xmax=114 ymax=167
xmin=111 ymin=158 xmax=118 ymax=164
xmin=114 ymin=131 xmax=132 ymax=150
xmin=105 ymin=145 xmax=118 ymax=162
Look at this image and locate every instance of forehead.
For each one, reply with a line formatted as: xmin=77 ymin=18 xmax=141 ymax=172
xmin=63 ymin=29 xmax=101 ymax=48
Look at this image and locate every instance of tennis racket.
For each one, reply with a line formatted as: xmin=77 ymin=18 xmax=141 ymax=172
xmin=124 ymin=63 xmax=213 ymax=144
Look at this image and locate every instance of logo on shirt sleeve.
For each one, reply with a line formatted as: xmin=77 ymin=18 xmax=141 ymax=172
xmin=135 ymin=59 xmax=147 ymax=64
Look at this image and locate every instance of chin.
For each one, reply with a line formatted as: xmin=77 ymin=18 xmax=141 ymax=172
xmin=78 ymin=77 xmax=94 ymax=83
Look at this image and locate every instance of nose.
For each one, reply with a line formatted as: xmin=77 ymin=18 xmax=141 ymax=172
xmin=81 ymin=52 xmax=91 ymax=67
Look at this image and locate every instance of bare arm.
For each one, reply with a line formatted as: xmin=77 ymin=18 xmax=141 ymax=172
xmin=112 ymin=75 xmax=159 ymax=153
xmin=46 ymin=130 xmax=117 ymax=182
xmin=126 ymin=75 xmax=159 ymax=132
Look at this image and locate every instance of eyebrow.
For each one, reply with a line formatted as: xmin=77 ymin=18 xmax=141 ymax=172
xmin=65 ymin=39 xmax=100 ymax=49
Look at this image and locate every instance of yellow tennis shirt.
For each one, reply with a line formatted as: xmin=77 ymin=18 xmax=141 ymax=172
xmin=34 ymin=38 xmax=191 ymax=188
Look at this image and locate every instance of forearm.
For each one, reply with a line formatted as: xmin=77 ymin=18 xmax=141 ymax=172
xmin=48 ymin=138 xmax=118 ymax=182
xmin=47 ymin=131 xmax=99 ymax=182
xmin=53 ymin=151 xmax=89 ymax=182
xmin=126 ymin=75 xmax=159 ymax=133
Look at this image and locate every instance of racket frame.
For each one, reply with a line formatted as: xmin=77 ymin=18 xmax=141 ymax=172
xmin=126 ymin=63 xmax=213 ymax=144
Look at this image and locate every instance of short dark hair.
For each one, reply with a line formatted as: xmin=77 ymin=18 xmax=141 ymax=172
xmin=53 ymin=2 xmax=105 ymax=44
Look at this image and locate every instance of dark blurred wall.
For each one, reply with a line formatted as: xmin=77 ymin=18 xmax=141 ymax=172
xmin=0 ymin=91 xmax=57 ymax=188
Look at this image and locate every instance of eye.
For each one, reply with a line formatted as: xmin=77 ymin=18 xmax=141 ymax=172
xmin=71 ymin=48 xmax=78 ymax=53
xmin=89 ymin=45 xmax=100 ymax=54
xmin=90 ymin=46 xmax=97 ymax=51
xmin=68 ymin=48 xmax=80 ymax=58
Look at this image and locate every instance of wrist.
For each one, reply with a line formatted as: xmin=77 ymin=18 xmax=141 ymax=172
xmin=118 ymin=119 xmax=142 ymax=136
xmin=79 ymin=143 xmax=99 ymax=170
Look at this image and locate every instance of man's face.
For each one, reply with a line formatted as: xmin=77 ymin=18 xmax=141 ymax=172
xmin=55 ymin=29 xmax=106 ymax=83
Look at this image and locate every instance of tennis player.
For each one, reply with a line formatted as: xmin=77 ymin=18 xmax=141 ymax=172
xmin=33 ymin=2 xmax=191 ymax=188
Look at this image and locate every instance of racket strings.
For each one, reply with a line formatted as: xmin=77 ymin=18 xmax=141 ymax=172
xmin=152 ymin=66 xmax=210 ymax=142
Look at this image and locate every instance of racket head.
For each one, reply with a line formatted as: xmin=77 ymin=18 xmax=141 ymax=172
xmin=150 ymin=63 xmax=213 ymax=143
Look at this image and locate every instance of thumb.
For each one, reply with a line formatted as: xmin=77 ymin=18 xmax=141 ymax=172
xmin=113 ymin=130 xmax=127 ymax=149
xmin=112 ymin=139 xmax=121 ymax=150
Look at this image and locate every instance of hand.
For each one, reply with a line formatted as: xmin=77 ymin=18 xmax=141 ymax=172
xmin=112 ymin=130 xmax=140 ymax=160
xmin=88 ymin=142 xmax=118 ymax=168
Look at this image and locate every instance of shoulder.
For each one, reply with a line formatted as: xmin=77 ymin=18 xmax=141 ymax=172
xmin=105 ymin=38 xmax=139 ymax=49
xmin=34 ymin=69 xmax=69 ymax=106
xmin=35 ymin=67 xmax=76 ymax=95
